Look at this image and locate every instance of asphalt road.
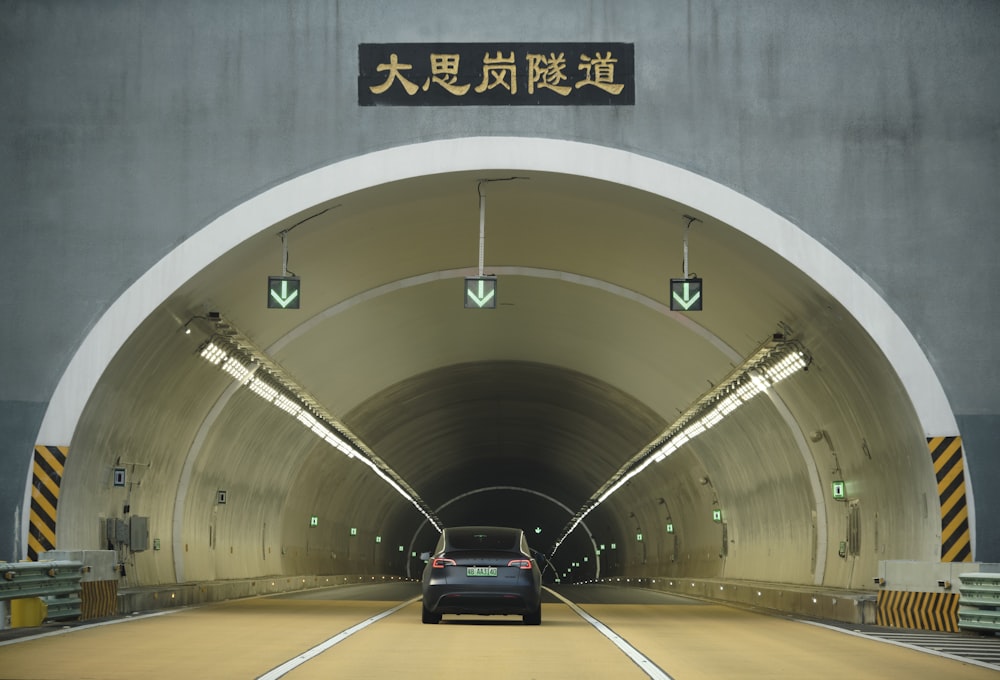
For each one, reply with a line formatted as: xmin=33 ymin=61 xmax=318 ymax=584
xmin=1 ymin=582 xmax=996 ymax=679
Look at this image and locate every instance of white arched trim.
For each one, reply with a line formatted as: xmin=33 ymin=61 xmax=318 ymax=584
xmin=30 ymin=144 xmax=957 ymax=419
xmin=34 ymin=137 xmax=957 ymax=446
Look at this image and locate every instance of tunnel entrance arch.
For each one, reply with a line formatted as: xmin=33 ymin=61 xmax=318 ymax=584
xmin=26 ymin=137 xmax=962 ymax=560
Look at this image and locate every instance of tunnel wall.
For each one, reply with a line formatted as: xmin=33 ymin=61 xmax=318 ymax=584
xmin=54 ymin=303 xmax=412 ymax=586
xmin=3 ymin=1 xmax=998 ymax=564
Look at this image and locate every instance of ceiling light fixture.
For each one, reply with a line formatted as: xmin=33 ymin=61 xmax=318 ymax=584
xmin=193 ymin=314 xmax=441 ymax=532
xmin=552 ymin=332 xmax=811 ymax=555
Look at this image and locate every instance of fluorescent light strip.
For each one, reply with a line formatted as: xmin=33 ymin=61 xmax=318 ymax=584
xmin=553 ymin=338 xmax=809 ymax=555
xmin=249 ymin=376 xmax=280 ymax=402
xmin=196 ymin=332 xmax=441 ymax=532
xmin=273 ymin=393 xmax=301 ymax=416
xmin=199 ymin=342 xmax=227 ymax=366
xmin=221 ymin=357 xmax=253 ymax=384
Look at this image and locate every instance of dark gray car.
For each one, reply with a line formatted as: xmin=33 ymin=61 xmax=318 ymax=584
xmin=421 ymin=526 xmax=542 ymax=625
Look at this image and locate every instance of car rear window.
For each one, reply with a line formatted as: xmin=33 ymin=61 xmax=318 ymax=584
xmin=446 ymin=528 xmax=520 ymax=551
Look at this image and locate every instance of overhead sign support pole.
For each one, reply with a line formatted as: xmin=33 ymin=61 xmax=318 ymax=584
xmin=266 ymin=205 xmax=338 ymax=310
xmin=670 ymin=214 xmax=703 ymax=311
xmin=682 ymin=214 xmax=700 ymax=279
xmin=464 ymin=177 xmax=525 ymax=309
xmin=280 ymin=229 xmax=291 ymax=278
xmin=267 ymin=229 xmax=301 ymax=309
xmin=478 ymin=181 xmax=487 ymax=277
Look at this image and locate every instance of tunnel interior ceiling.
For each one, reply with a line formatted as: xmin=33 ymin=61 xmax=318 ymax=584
xmin=60 ymin=169 xmax=936 ymax=588
xmin=341 ymin=360 xmax=669 ymax=509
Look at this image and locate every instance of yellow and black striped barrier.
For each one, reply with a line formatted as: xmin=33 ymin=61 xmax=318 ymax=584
xmin=28 ymin=445 xmax=68 ymax=561
xmin=928 ymin=436 xmax=971 ymax=563
xmin=81 ymin=580 xmax=118 ymax=619
xmin=877 ymin=590 xmax=959 ymax=632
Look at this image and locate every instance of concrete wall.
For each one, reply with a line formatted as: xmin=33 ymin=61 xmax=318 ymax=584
xmin=2 ymin=1 xmax=998 ymax=561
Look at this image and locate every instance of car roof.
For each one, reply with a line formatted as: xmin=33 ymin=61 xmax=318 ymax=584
xmin=441 ymin=526 xmax=525 ymax=549
xmin=444 ymin=525 xmax=522 ymax=535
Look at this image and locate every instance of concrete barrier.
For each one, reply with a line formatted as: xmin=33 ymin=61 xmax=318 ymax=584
xmin=588 ymin=576 xmax=877 ymax=624
xmin=117 ymin=574 xmax=416 ymax=615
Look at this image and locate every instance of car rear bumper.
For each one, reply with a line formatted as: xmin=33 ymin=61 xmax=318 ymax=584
xmin=423 ymin=582 xmax=541 ymax=615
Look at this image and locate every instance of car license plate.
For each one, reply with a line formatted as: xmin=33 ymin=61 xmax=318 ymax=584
xmin=467 ymin=566 xmax=498 ymax=577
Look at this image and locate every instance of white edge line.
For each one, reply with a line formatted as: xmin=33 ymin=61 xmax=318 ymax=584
xmin=545 ymin=587 xmax=673 ymax=680
xmin=798 ymin=619 xmax=1000 ymax=672
xmin=256 ymin=596 xmax=420 ymax=680
xmin=0 ymin=609 xmax=180 ymax=647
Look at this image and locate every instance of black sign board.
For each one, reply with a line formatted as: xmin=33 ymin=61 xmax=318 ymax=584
xmin=464 ymin=276 xmax=498 ymax=309
xmin=670 ymin=278 xmax=703 ymax=312
xmin=268 ymin=276 xmax=301 ymax=309
xmin=359 ymin=43 xmax=634 ymax=106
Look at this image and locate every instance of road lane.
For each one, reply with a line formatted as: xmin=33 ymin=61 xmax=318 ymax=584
xmin=0 ymin=597 xmax=407 ymax=679
xmin=282 ymin=599 xmax=651 ymax=679
xmin=1 ymin=582 xmax=996 ymax=679
xmin=575 ymin=600 xmax=997 ymax=680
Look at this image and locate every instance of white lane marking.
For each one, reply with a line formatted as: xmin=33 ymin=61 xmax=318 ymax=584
xmin=546 ymin=587 xmax=674 ymax=680
xmin=798 ymin=619 xmax=1000 ymax=672
xmin=0 ymin=609 xmax=180 ymax=647
xmin=256 ymin=596 xmax=420 ymax=679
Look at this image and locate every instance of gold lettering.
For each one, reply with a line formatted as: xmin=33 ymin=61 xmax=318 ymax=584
xmin=474 ymin=52 xmax=517 ymax=94
xmin=422 ymin=53 xmax=471 ymax=95
xmin=575 ymin=52 xmax=624 ymax=95
xmin=526 ymin=53 xmax=571 ymax=96
xmin=369 ymin=53 xmax=420 ymax=95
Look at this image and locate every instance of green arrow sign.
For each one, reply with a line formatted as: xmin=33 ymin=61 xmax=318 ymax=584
xmin=670 ymin=277 xmax=703 ymax=311
xmin=464 ymin=276 xmax=497 ymax=309
xmin=268 ymin=276 xmax=301 ymax=309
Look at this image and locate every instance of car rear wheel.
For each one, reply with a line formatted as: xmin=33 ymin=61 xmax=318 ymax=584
xmin=422 ymin=604 xmax=442 ymax=624
xmin=523 ymin=604 xmax=541 ymax=625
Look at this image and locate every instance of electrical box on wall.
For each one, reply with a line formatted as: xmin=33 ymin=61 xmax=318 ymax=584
xmin=130 ymin=516 xmax=149 ymax=552
xmin=105 ymin=516 xmax=150 ymax=552
xmin=106 ymin=518 xmax=128 ymax=547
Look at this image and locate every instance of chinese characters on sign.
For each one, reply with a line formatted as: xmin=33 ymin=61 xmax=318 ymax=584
xmin=359 ymin=43 xmax=634 ymax=106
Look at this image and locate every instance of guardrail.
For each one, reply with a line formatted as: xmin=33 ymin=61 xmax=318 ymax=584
xmin=958 ymin=572 xmax=1000 ymax=633
xmin=0 ymin=560 xmax=84 ymax=629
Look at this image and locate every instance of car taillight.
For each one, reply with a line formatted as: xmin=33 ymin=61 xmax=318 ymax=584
xmin=507 ymin=559 xmax=532 ymax=569
xmin=432 ymin=557 xmax=457 ymax=569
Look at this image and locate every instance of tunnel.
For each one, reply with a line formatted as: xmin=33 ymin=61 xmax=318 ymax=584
xmin=33 ymin=139 xmax=954 ymax=598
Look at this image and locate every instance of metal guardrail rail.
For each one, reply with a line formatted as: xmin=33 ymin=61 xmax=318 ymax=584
xmin=0 ymin=560 xmax=84 ymax=628
xmin=958 ymin=572 xmax=1000 ymax=633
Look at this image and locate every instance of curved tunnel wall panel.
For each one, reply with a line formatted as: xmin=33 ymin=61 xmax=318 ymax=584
xmin=57 ymin=313 xmax=239 ymax=586
xmin=802 ymin=330 xmax=940 ymax=567
xmin=605 ymin=465 xmax=724 ymax=580
xmin=589 ymin=303 xmax=938 ymax=589
xmin=693 ymin=401 xmax=818 ymax=584
xmin=179 ymin=392 xmax=314 ymax=583
xmin=280 ymin=458 xmax=409 ymax=576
